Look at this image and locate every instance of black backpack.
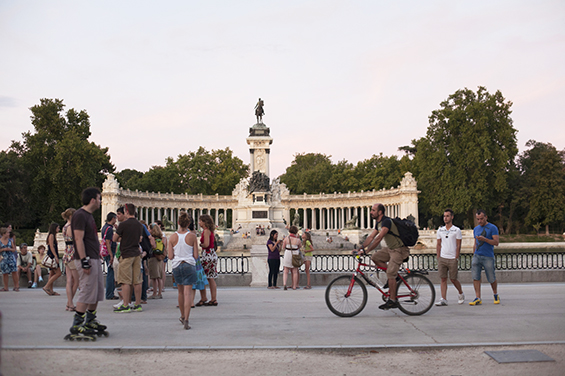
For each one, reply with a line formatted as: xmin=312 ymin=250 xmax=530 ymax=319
xmin=390 ymin=217 xmax=419 ymax=247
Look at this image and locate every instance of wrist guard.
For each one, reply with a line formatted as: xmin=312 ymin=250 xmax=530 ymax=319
xmin=81 ymin=257 xmax=91 ymax=269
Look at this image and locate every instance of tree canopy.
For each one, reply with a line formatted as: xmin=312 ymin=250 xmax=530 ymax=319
xmin=411 ymin=87 xmax=518 ymax=224
xmin=518 ymin=140 xmax=565 ymax=234
xmin=279 ymin=152 xmax=411 ymax=194
xmin=116 ymin=147 xmax=249 ymax=196
xmin=7 ymin=98 xmax=114 ymax=227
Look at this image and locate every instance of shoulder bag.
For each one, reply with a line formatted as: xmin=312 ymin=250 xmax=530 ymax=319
xmin=99 ymin=225 xmax=111 ymax=258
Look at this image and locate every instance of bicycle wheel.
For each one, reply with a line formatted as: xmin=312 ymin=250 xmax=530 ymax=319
xmin=395 ymin=274 xmax=435 ymax=316
xmin=325 ymin=275 xmax=367 ymax=317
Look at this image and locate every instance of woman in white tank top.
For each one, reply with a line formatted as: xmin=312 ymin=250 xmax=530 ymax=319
xmin=167 ymin=212 xmax=199 ymax=330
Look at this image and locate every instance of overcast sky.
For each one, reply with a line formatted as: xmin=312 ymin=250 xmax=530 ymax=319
xmin=1 ymin=1 xmax=564 ymax=180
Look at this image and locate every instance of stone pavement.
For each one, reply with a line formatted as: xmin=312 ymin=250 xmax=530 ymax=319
xmin=1 ymin=282 xmax=565 ymax=350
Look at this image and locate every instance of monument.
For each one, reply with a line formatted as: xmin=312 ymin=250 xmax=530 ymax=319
xmin=232 ymin=100 xmax=288 ymax=229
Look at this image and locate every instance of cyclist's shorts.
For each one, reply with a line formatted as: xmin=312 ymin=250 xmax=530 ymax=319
xmin=372 ymin=246 xmax=410 ymax=278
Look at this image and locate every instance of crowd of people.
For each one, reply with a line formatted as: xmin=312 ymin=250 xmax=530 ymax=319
xmin=0 ymin=188 xmax=221 ymax=336
xmin=1 ymin=196 xmax=503 ymax=336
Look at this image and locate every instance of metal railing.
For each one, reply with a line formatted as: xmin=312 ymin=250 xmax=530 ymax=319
xmin=308 ymin=252 xmax=565 ymax=273
xmin=97 ymin=252 xmax=564 ymax=276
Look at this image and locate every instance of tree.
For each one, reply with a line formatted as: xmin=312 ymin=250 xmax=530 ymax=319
xmin=9 ymin=98 xmax=114 ymax=227
xmin=279 ymin=153 xmax=335 ymax=194
xmin=0 ymin=150 xmax=33 ymax=227
xmin=412 ymin=87 xmax=518 ymax=224
xmin=518 ymin=140 xmax=565 ymax=235
xmin=119 ymin=147 xmax=249 ymax=195
xmin=354 ymin=153 xmax=412 ymax=192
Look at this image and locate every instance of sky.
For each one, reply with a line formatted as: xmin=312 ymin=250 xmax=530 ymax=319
xmin=1 ymin=1 xmax=564 ymax=180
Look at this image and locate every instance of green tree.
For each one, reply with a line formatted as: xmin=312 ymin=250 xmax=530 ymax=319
xmin=518 ymin=140 xmax=565 ymax=235
xmin=412 ymin=87 xmax=518 ymax=224
xmin=120 ymin=147 xmax=249 ymax=195
xmin=115 ymin=168 xmax=144 ymax=190
xmin=0 ymin=150 xmax=33 ymax=227
xmin=279 ymin=153 xmax=335 ymax=194
xmin=10 ymin=98 xmax=114 ymax=226
xmin=354 ymin=153 xmax=411 ymax=192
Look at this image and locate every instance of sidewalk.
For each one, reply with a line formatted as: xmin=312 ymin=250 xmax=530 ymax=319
xmin=2 ymin=283 xmax=565 ymax=349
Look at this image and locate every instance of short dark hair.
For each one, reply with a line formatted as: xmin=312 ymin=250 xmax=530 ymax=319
xmin=288 ymin=225 xmax=298 ymax=234
xmin=476 ymin=209 xmax=487 ymax=217
xmin=81 ymin=187 xmax=101 ymax=206
xmin=125 ymin=203 xmax=135 ymax=216
xmin=376 ymin=203 xmax=385 ymax=215
xmin=444 ymin=209 xmax=454 ymax=216
xmin=106 ymin=212 xmax=117 ymax=222
xmin=117 ymin=206 xmax=124 ymax=215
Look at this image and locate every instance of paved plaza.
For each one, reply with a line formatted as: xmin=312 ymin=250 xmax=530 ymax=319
xmin=2 ymin=282 xmax=565 ymax=349
xmin=2 ymin=282 xmax=565 ymax=376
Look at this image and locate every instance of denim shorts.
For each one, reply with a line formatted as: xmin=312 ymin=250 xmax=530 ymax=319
xmin=471 ymin=254 xmax=496 ymax=283
xmin=172 ymin=262 xmax=197 ymax=286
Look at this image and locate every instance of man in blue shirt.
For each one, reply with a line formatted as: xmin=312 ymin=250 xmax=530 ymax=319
xmin=469 ymin=209 xmax=500 ymax=305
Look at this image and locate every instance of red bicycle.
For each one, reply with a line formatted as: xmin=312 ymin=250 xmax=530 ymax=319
xmin=325 ymin=254 xmax=435 ymax=316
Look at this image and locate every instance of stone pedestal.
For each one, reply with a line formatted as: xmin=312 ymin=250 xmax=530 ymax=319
xmin=341 ymin=228 xmax=363 ymax=247
xmin=216 ymin=229 xmax=232 ymax=248
xmin=249 ymin=244 xmax=268 ymax=287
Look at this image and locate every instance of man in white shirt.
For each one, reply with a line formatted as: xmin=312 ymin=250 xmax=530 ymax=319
xmin=435 ymin=209 xmax=465 ymax=306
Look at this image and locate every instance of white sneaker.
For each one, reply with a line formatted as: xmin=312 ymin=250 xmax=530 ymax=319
xmin=113 ymin=300 xmax=124 ymax=309
xmin=458 ymin=293 xmax=465 ymax=304
xmin=435 ymin=298 xmax=448 ymax=306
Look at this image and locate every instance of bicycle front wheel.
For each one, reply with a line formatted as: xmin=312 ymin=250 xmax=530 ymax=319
xmin=396 ymin=274 xmax=435 ymax=316
xmin=325 ymin=275 xmax=367 ymax=317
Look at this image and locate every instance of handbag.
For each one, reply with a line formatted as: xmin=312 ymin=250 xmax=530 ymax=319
xmin=292 ymin=253 xmax=303 ymax=268
xmin=41 ymin=254 xmax=58 ymax=269
xmin=99 ymin=225 xmax=111 ymax=258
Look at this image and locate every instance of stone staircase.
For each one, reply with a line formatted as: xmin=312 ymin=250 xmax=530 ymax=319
xmin=223 ymin=227 xmax=358 ymax=251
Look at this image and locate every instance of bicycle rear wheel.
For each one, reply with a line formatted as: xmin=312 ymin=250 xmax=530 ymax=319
xmin=325 ymin=275 xmax=367 ymax=317
xmin=395 ymin=274 xmax=435 ymax=316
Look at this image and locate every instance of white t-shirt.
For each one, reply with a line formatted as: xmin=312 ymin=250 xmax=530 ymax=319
xmin=17 ymin=252 xmax=34 ymax=268
xmin=437 ymin=225 xmax=462 ymax=259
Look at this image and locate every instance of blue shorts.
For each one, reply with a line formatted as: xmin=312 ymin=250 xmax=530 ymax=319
xmin=172 ymin=262 xmax=197 ymax=286
xmin=471 ymin=254 xmax=496 ymax=283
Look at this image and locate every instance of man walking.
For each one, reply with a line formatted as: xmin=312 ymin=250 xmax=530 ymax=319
xmin=469 ymin=209 xmax=500 ymax=306
xmin=66 ymin=187 xmax=106 ymax=340
xmin=358 ymin=203 xmax=410 ymax=310
xmin=435 ymin=209 xmax=465 ymax=306
xmin=113 ymin=203 xmax=144 ymax=313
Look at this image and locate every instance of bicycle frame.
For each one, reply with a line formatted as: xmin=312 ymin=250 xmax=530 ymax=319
xmin=346 ymin=255 xmax=418 ymax=300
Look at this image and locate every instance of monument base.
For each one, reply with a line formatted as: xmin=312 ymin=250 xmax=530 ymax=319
xmin=340 ymin=228 xmax=363 ymax=248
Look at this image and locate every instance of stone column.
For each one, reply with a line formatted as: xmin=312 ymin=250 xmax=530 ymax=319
xmin=249 ymin=244 xmax=269 ymax=287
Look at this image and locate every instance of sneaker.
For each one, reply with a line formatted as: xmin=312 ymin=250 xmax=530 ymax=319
xmin=378 ymin=299 xmax=399 ymax=310
xmin=131 ymin=304 xmax=143 ymax=312
xmin=435 ymin=298 xmax=448 ymax=306
xmin=458 ymin=293 xmax=465 ymax=304
xmin=494 ymin=294 xmax=500 ymax=304
xmin=469 ymin=298 xmax=482 ymax=306
xmin=382 ymin=276 xmax=402 ymax=290
xmin=113 ymin=300 xmax=124 ymax=309
xmin=28 ymin=281 xmax=33 ymax=288
xmin=38 ymin=276 xmax=44 ymax=283
xmin=31 ymin=282 xmax=37 ymax=289
xmin=113 ymin=304 xmax=131 ymax=313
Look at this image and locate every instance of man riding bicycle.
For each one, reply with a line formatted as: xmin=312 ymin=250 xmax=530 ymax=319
xmin=356 ymin=203 xmax=410 ymax=310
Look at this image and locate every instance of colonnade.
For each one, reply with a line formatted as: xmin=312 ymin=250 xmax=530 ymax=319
xmin=134 ymin=206 xmax=233 ymax=228
xmin=287 ymin=203 xmax=402 ymax=230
